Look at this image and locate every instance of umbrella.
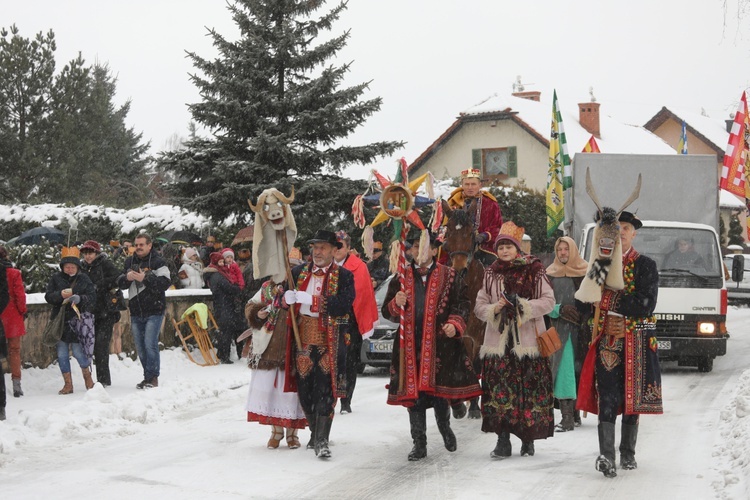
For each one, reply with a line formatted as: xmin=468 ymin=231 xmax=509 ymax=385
xmin=13 ymin=227 xmax=66 ymax=246
xmin=157 ymin=230 xmax=204 ymax=246
xmin=231 ymin=226 xmax=254 ymax=246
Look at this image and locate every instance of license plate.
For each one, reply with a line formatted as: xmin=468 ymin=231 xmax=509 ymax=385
xmin=369 ymin=340 xmax=393 ymax=353
xmin=657 ymin=340 xmax=671 ymax=350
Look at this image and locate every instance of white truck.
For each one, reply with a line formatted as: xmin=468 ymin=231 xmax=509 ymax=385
xmin=566 ymin=153 xmax=727 ymax=372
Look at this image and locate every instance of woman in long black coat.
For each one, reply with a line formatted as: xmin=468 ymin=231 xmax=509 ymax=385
xmin=204 ymin=253 xmax=246 ymax=363
xmin=80 ymin=240 xmax=122 ymax=386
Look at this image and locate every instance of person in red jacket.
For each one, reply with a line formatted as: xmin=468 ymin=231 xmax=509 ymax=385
xmin=333 ymin=231 xmax=379 ymax=414
xmin=0 ymin=246 xmax=27 ymax=398
xmin=443 ymin=168 xmax=503 ymax=266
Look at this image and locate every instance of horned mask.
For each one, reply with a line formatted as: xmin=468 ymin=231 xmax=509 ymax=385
xmin=248 ymin=188 xmax=297 ymax=283
xmin=574 ymin=168 xmax=641 ymax=303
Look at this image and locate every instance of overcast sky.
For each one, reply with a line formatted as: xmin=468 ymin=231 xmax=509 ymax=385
xmin=5 ymin=0 xmax=750 ymax=179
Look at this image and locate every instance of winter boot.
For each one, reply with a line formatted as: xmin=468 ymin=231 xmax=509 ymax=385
xmin=267 ymin=425 xmax=284 ymax=449
xmin=0 ymin=406 xmax=5 ymax=421
xmin=490 ymin=432 xmax=512 ymax=459
xmin=451 ymin=401 xmax=467 ymax=419
xmin=595 ymin=422 xmax=618 ymax=478
xmin=286 ymin=427 xmax=300 ymax=449
xmin=555 ymin=399 xmax=575 ymax=432
xmin=314 ymin=414 xmax=333 ymax=459
xmin=408 ymin=409 xmax=427 ymax=461
xmin=305 ymin=412 xmax=317 ymax=450
xmin=468 ymin=397 xmax=482 ymax=419
xmin=12 ymin=378 xmax=23 ymax=398
xmin=520 ymin=440 xmax=535 ymax=457
xmin=59 ymin=372 xmax=74 ymax=395
xmin=619 ymin=422 xmax=639 ymax=470
xmin=435 ymin=401 xmax=457 ymax=452
xmin=340 ymin=398 xmax=352 ymax=414
xmin=82 ymin=366 xmax=95 ymax=390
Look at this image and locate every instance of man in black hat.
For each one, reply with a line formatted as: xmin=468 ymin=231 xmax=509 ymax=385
xmin=577 ymin=210 xmax=662 ymax=478
xmin=381 ymin=233 xmax=481 ymax=461
xmin=282 ymin=229 xmax=355 ymax=459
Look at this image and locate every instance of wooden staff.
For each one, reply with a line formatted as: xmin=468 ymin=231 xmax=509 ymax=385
xmin=583 ymin=284 xmax=605 ymax=419
xmin=279 ymin=229 xmax=302 ymax=351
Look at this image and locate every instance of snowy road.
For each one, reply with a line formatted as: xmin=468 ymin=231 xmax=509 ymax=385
xmin=2 ymin=307 xmax=750 ymax=499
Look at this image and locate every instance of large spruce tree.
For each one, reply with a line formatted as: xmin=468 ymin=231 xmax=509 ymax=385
xmin=157 ymin=0 xmax=403 ymax=224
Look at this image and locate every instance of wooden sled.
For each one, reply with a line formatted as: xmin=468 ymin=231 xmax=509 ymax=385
xmin=172 ymin=305 xmax=220 ymax=366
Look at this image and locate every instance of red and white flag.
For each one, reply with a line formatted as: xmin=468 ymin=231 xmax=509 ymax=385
xmin=720 ymin=91 xmax=750 ymax=197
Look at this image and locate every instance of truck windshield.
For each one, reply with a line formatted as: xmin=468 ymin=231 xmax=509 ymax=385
xmin=583 ymin=226 xmax=722 ymax=277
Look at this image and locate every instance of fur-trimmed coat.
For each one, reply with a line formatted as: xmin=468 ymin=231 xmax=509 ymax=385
xmin=475 ymin=271 xmax=555 ymax=359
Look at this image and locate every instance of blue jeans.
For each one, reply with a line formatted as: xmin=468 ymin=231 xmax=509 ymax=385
xmin=131 ymin=314 xmax=163 ymax=381
xmin=57 ymin=341 xmax=90 ymax=373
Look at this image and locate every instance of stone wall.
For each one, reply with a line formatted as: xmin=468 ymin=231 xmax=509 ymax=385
xmin=20 ymin=291 xmax=215 ymax=369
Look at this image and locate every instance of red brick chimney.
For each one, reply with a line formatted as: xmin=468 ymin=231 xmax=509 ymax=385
xmin=512 ymin=90 xmax=541 ymax=102
xmin=579 ymin=101 xmax=601 ymax=138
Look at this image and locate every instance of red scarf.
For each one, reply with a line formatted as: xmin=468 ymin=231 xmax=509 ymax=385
xmin=485 ymin=255 xmax=550 ymax=300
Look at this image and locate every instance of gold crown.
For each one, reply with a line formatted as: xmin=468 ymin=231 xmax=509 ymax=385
xmin=61 ymin=246 xmax=80 ymax=259
xmin=497 ymin=222 xmax=525 ymax=243
xmin=460 ymin=168 xmax=482 ymax=179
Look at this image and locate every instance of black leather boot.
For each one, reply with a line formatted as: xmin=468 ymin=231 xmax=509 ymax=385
xmin=451 ymin=401 xmax=467 ymax=419
xmin=520 ymin=440 xmax=535 ymax=456
xmin=620 ymin=422 xmax=639 ymax=470
xmin=315 ymin=414 xmax=333 ymax=459
xmin=491 ymin=431 xmax=512 ymax=459
xmin=408 ymin=409 xmax=427 ymax=461
xmin=596 ymin=422 xmax=617 ymax=478
xmin=305 ymin=412 xmax=316 ymax=450
xmin=468 ymin=397 xmax=482 ymax=419
xmin=555 ymin=399 xmax=575 ymax=432
xmin=435 ymin=400 xmax=457 ymax=452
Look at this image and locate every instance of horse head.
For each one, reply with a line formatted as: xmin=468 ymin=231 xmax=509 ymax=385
xmin=441 ymin=199 xmax=475 ymax=270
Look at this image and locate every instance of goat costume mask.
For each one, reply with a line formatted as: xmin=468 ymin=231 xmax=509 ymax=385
xmin=248 ymin=188 xmax=297 ymax=284
xmin=574 ymin=168 xmax=642 ymax=303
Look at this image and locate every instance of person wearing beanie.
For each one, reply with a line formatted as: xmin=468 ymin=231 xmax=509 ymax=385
xmin=45 ymin=246 xmax=97 ymax=395
xmin=178 ymin=247 xmax=204 ymax=289
xmin=474 ymin=222 xmax=555 ymax=459
xmin=0 ymin=245 xmax=28 ymax=398
xmin=221 ymin=248 xmax=245 ymax=289
xmin=80 ymin=240 xmax=121 ymax=387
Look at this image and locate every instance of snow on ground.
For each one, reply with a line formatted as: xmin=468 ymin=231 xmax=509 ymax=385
xmin=2 ymin=307 xmax=750 ymax=499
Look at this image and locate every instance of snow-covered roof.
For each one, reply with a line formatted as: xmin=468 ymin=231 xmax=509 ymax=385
xmin=720 ymin=189 xmax=746 ymax=209
xmin=461 ymin=93 xmax=676 ymax=155
xmin=644 ymin=106 xmax=730 ymax=154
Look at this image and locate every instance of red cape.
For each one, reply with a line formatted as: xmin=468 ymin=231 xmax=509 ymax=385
xmin=343 ymin=254 xmax=378 ymax=335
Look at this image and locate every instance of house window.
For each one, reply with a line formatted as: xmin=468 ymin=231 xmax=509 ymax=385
xmin=472 ymin=146 xmax=517 ymax=180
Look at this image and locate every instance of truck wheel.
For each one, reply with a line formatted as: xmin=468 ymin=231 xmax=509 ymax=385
xmin=697 ymin=357 xmax=713 ymax=373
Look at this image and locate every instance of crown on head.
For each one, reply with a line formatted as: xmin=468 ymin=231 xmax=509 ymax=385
xmin=61 ymin=246 xmax=80 ymax=259
xmin=460 ymin=168 xmax=482 ymax=180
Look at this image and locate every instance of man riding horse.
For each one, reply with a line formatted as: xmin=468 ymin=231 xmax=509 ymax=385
xmin=442 ymin=168 xmax=503 ymax=267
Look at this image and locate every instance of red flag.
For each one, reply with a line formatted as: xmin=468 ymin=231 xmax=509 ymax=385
xmin=582 ymin=135 xmax=601 ymax=153
xmin=720 ymin=91 xmax=749 ymax=197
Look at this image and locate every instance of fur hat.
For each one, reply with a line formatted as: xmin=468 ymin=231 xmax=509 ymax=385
xmin=80 ymin=240 xmax=101 ymax=253
xmin=494 ymin=222 xmax=525 ymax=251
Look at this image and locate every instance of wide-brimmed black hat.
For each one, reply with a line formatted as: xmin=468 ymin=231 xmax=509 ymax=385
xmin=307 ymin=229 xmax=343 ymax=249
xmin=619 ymin=211 xmax=642 ymax=230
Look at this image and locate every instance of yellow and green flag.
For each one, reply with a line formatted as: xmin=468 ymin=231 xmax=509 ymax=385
xmin=546 ymin=90 xmax=571 ymax=237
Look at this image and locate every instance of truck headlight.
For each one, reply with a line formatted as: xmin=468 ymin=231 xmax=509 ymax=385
xmin=698 ymin=322 xmax=716 ymax=335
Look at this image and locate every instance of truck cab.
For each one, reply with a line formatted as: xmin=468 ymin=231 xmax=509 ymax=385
xmin=580 ymin=220 xmax=728 ymax=372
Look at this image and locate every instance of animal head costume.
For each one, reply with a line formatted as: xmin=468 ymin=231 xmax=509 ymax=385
xmin=248 ymin=188 xmax=297 ymax=284
xmin=574 ymin=168 xmax=641 ymax=303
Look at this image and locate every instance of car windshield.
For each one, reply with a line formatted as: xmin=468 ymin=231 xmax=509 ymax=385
xmin=583 ymin=226 xmax=722 ymax=277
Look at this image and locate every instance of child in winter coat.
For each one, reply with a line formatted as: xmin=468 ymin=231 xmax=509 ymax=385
xmin=221 ymin=248 xmax=245 ymax=289
xmin=178 ymin=247 xmax=204 ymax=289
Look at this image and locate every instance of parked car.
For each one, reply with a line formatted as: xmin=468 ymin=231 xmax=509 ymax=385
xmin=359 ymin=275 xmax=397 ymax=373
xmin=724 ymin=254 xmax=750 ymax=303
